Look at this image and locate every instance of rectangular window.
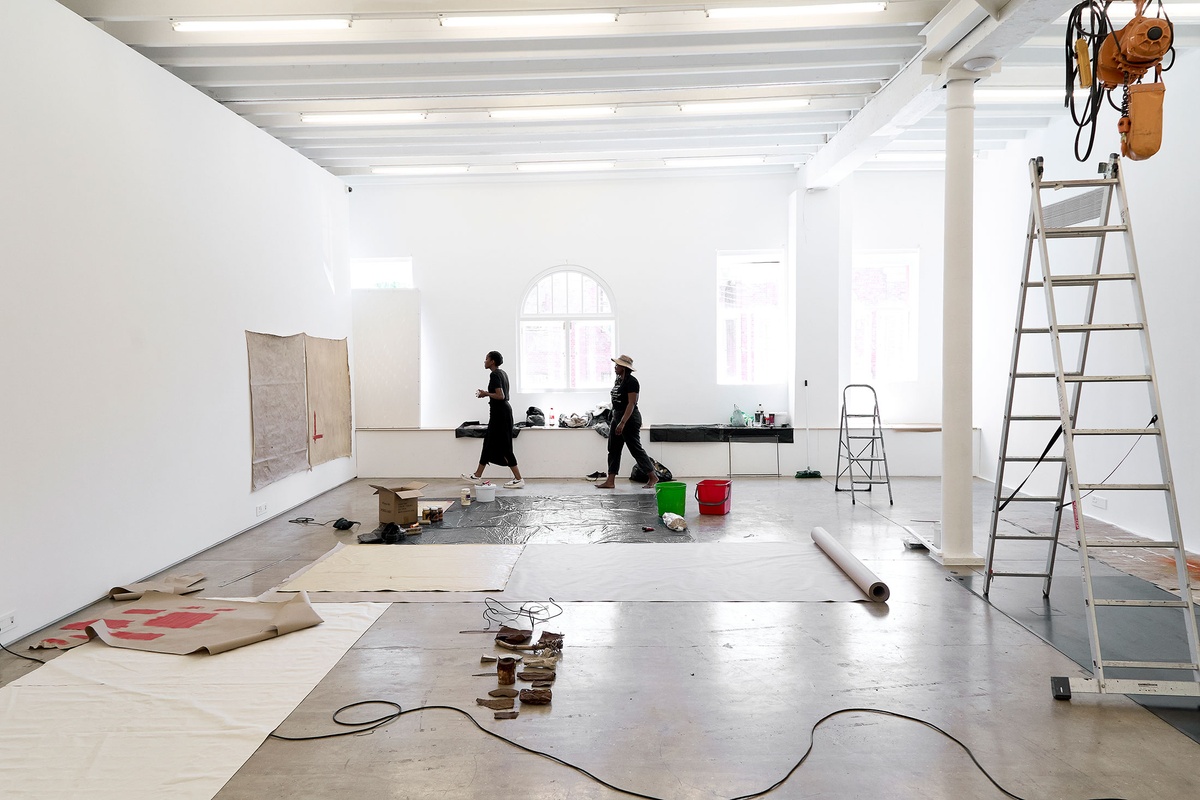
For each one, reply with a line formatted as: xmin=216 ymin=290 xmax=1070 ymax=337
xmin=350 ymin=257 xmax=414 ymax=289
xmin=716 ymin=251 xmax=787 ymax=385
xmin=850 ymin=250 xmax=919 ymax=383
xmin=519 ymin=319 xmax=614 ymax=390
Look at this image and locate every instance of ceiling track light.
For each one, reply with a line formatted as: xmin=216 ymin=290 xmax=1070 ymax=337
xmin=439 ymin=12 xmax=618 ymax=28
xmin=171 ymin=18 xmax=352 ymax=32
xmin=706 ymin=3 xmax=887 ymax=20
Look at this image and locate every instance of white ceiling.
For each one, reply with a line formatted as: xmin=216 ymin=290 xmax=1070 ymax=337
xmin=57 ymin=1 xmax=1199 ymax=184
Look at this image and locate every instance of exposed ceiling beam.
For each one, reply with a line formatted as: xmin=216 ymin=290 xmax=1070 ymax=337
xmin=804 ymin=0 xmax=1078 ymax=188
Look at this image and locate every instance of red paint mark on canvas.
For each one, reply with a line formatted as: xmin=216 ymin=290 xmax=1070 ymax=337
xmin=144 ymin=611 xmax=217 ymax=629
xmin=181 ymin=606 xmax=205 ymax=610
xmin=214 ymin=608 xmax=237 ymax=612
xmin=1150 ymin=553 xmax=1200 ymax=581
xmin=62 ymin=619 xmax=99 ymax=631
xmin=100 ymin=619 xmax=131 ymax=629
xmin=124 ymin=609 xmax=164 ymax=615
xmin=313 ymin=411 xmax=323 ymax=440
xmin=110 ymin=631 xmax=164 ymax=641
xmin=42 ymin=638 xmax=69 ymax=645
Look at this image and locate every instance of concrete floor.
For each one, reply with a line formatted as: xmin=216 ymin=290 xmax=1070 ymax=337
xmin=4 ymin=476 xmax=1200 ymax=799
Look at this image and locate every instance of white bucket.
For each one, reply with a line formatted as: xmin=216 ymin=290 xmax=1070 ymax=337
xmin=475 ymin=484 xmax=497 ymax=502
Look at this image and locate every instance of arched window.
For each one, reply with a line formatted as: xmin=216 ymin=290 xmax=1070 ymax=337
xmin=518 ymin=267 xmax=616 ymax=390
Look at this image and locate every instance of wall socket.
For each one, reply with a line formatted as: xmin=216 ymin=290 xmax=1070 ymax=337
xmin=255 ymin=503 xmax=268 ymax=517
xmin=0 ymin=610 xmax=16 ymax=635
xmin=1090 ymin=496 xmax=1107 ymax=510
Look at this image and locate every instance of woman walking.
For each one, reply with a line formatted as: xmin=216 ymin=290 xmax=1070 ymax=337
xmin=596 ymin=354 xmax=657 ymax=490
xmin=461 ymin=351 xmax=524 ymax=488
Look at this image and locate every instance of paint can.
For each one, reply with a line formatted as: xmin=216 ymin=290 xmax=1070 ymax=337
xmin=497 ymin=656 xmax=517 ymax=685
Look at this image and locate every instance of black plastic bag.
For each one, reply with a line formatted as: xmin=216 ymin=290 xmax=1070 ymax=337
xmin=630 ymin=459 xmax=673 ymax=483
xmin=526 ymin=406 xmax=545 ymax=427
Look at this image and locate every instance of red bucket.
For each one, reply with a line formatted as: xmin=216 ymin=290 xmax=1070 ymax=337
xmin=695 ymin=479 xmax=732 ymax=515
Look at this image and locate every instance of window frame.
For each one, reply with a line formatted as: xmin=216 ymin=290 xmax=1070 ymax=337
xmin=848 ymin=248 xmax=920 ymax=384
xmin=517 ymin=265 xmax=618 ymax=392
xmin=715 ymin=249 xmax=788 ymax=386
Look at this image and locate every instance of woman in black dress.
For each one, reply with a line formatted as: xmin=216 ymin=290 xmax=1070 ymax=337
xmin=595 ymin=354 xmax=657 ymax=489
xmin=461 ymin=351 xmax=524 ymax=489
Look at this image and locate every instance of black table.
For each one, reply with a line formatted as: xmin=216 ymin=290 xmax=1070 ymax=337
xmin=649 ymin=425 xmax=794 ymax=476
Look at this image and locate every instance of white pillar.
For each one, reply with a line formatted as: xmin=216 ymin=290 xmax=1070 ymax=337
xmin=938 ymin=75 xmax=983 ymax=565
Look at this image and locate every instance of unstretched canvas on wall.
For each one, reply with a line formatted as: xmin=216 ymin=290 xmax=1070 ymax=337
xmin=305 ymin=335 xmax=352 ymax=465
xmin=247 ymin=331 xmax=309 ymax=490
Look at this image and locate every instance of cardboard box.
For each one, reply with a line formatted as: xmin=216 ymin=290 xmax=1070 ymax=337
xmin=370 ymin=483 xmax=428 ymax=525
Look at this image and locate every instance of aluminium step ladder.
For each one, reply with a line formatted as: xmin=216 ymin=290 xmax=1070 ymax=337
xmin=835 ymin=384 xmax=892 ymax=505
xmin=984 ymin=154 xmax=1200 ymax=699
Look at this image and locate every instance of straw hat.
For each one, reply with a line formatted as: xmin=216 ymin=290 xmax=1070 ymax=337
xmin=611 ymin=354 xmax=636 ymax=371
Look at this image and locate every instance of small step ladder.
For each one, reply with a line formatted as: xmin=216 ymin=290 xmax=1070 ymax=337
xmin=984 ymin=154 xmax=1200 ymax=699
xmin=835 ymin=384 xmax=892 ymax=505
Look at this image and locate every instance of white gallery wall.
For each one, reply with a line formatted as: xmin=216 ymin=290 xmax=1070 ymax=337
xmin=846 ymin=170 xmax=947 ymax=424
xmin=350 ymin=173 xmax=797 ymax=428
xmin=0 ymin=0 xmax=354 ymax=643
xmin=973 ymin=50 xmax=1200 ymax=551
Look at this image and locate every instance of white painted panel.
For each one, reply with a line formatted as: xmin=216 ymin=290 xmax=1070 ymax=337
xmin=352 ymin=289 xmax=420 ymax=427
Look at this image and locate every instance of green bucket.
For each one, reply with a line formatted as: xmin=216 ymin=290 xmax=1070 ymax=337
xmin=655 ymin=481 xmax=687 ymax=517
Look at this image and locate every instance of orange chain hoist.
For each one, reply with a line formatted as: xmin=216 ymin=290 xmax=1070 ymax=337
xmin=1067 ymin=1 xmax=1174 ymax=161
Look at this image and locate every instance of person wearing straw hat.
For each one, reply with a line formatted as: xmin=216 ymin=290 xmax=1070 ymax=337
xmin=596 ymin=354 xmax=657 ymax=490
xmin=461 ymin=351 xmax=525 ymax=489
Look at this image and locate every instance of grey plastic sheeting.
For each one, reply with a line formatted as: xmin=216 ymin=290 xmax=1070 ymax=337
xmin=391 ymin=494 xmax=692 ymax=544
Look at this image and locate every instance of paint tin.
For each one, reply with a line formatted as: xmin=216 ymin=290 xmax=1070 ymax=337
xmin=497 ymin=656 xmax=517 ymax=685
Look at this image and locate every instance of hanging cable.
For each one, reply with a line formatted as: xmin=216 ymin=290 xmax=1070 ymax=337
xmin=1065 ymin=0 xmax=1114 ymax=161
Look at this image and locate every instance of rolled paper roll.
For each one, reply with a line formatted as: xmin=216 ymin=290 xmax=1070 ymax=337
xmin=810 ymin=526 xmax=890 ymax=603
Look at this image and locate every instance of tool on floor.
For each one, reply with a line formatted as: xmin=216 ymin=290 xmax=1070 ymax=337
xmin=795 ymin=379 xmax=822 ymax=478
xmin=984 ymin=155 xmax=1200 ymax=700
xmin=834 ymin=384 xmax=892 ymax=504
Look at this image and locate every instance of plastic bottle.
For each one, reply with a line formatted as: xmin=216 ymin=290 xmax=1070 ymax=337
xmin=755 ymin=403 xmax=764 ymax=427
xmin=548 ymin=407 xmax=556 ymax=428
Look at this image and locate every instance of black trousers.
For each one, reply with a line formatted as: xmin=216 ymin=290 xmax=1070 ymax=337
xmin=607 ymin=412 xmax=654 ymax=479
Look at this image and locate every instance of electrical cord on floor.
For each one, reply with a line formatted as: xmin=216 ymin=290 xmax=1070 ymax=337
xmin=0 ymin=640 xmax=45 ymax=664
xmin=482 ymin=597 xmax=562 ymax=632
xmin=266 ymin=701 xmax=1130 ymax=800
xmin=288 ymin=517 xmax=359 ymax=529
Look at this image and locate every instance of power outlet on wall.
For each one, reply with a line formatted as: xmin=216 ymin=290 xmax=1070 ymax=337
xmin=0 ymin=610 xmax=16 ymax=635
xmin=1090 ymin=496 xmax=1107 ymax=510
xmin=255 ymin=503 xmax=268 ymax=517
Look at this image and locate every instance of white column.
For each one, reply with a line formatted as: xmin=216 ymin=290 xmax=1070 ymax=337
xmin=938 ymin=75 xmax=983 ymax=565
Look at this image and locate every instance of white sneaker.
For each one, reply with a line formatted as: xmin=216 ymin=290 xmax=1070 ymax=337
xmin=460 ymin=473 xmax=483 ymax=485
xmin=504 ymin=479 xmax=525 ymax=489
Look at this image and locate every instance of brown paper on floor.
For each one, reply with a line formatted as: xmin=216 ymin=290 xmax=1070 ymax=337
xmin=276 ymin=543 xmax=523 ymax=593
xmin=108 ymin=573 xmax=206 ymax=601
xmin=34 ymin=592 xmax=323 ymax=655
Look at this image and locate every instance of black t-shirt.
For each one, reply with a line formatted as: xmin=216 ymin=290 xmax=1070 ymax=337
xmin=611 ymin=373 xmax=640 ymax=418
xmin=489 ymin=369 xmax=510 ymax=407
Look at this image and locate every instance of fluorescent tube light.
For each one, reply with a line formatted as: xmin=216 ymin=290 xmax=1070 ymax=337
xmin=489 ymin=106 xmax=617 ymax=121
xmin=975 ymin=88 xmax=1066 ymax=103
xmin=440 ymin=13 xmax=617 ymax=28
xmin=171 ymin=19 xmax=351 ymax=32
xmin=707 ymin=3 xmax=887 ymax=19
xmin=664 ymin=156 xmax=767 ymax=168
xmin=680 ymin=98 xmax=810 ymax=114
xmin=874 ymin=152 xmax=946 ymax=162
xmin=515 ymin=161 xmax=616 ymax=172
xmin=302 ymin=112 xmax=426 ymax=125
xmin=371 ymin=165 xmax=470 ymax=176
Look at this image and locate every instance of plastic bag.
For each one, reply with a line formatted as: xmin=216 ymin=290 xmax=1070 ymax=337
xmin=631 ymin=459 xmax=673 ymax=483
xmin=662 ymin=512 xmax=687 ymax=532
xmin=526 ymin=406 xmax=545 ymax=427
xmin=730 ymin=404 xmax=751 ymax=427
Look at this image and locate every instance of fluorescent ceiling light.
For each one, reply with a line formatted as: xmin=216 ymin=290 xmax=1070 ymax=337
xmin=171 ymin=19 xmax=351 ymax=32
xmin=707 ymin=3 xmax=887 ymax=19
xmin=975 ymin=88 xmax=1065 ymax=103
xmin=440 ymin=13 xmax=617 ymax=28
xmin=302 ymin=112 xmax=425 ymax=125
xmin=664 ymin=156 xmax=767 ymax=168
xmin=489 ymin=106 xmax=617 ymax=121
xmin=680 ymin=98 xmax=810 ymax=114
xmin=515 ymin=161 xmax=616 ymax=172
xmin=874 ymin=152 xmax=946 ymax=162
xmin=372 ymin=165 xmax=470 ymax=176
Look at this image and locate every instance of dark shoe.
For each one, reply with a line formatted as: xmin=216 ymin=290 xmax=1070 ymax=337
xmin=585 ymin=471 xmax=608 ymax=481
